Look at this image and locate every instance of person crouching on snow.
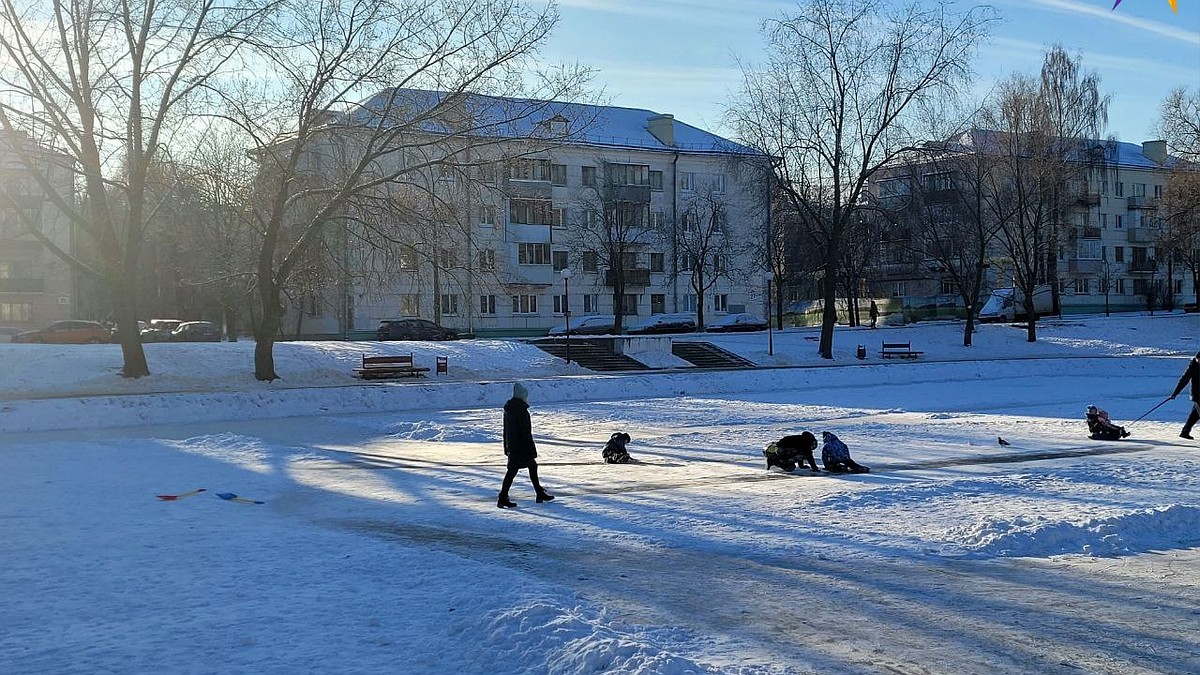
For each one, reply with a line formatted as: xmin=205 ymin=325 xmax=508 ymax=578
xmin=764 ymin=432 xmax=820 ymax=472
xmin=602 ymin=432 xmax=633 ymax=464
xmin=821 ymin=431 xmax=870 ymax=473
xmin=1085 ymin=405 xmax=1129 ymax=440
xmin=498 ymin=382 xmax=554 ymax=509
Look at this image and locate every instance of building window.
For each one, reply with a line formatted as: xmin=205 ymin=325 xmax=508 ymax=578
xmin=583 ymin=294 xmax=598 ymax=313
xmin=650 ymin=211 xmax=665 ymax=228
xmin=480 ymin=294 xmax=497 ymax=315
xmin=512 ymin=294 xmax=538 ymax=314
xmin=551 ymin=207 xmax=566 ymax=228
xmin=552 ymin=294 xmax=568 ymax=315
xmin=1115 ymin=278 xmax=1126 ymax=294
xmin=713 ymin=294 xmax=728 ymax=312
xmin=480 ymin=205 xmax=496 ymax=226
xmin=439 ymin=248 xmax=455 ymax=269
xmin=550 ymin=164 xmax=566 ymax=186
xmin=1077 ymin=240 xmax=1101 ymax=260
xmin=1115 ymin=215 xmax=1123 ymax=229
xmin=681 ymin=294 xmax=696 ymax=312
xmin=1099 ymin=213 xmax=1107 ymax=228
xmin=478 ymin=248 xmax=495 ymax=270
xmin=508 ymin=158 xmax=551 ymax=182
xmin=941 ymin=279 xmax=958 ymax=295
xmin=0 ymin=302 xmax=32 ymax=322
xmin=510 ymin=199 xmax=553 ymax=225
xmin=477 ymin=164 xmax=497 ymax=184
xmin=399 ymin=294 xmax=420 ymax=317
xmin=649 ymin=253 xmax=664 ymax=273
xmin=1154 ymin=184 xmax=1163 ymax=198
xmin=1114 ymin=246 xmax=1124 ymax=263
xmin=621 ymin=252 xmax=638 ymax=269
xmin=582 ymin=251 xmax=598 ymax=273
xmin=581 ymin=165 xmax=596 ymax=187
xmin=441 ymin=294 xmax=459 ymax=316
xmin=608 ymin=163 xmax=649 ymax=186
xmin=552 ymin=250 xmax=568 ymax=271
xmin=622 ymin=294 xmax=639 ymax=315
xmin=679 ymin=172 xmax=696 ymax=192
xmin=518 ymin=243 xmax=551 ymax=265
xmin=646 ymin=294 xmax=663 ymax=314
xmin=1115 ymin=182 xmax=1124 ymax=197
xmin=924 ymin=172 xmax=952 ymax=192
xmin=649 ymin=170 xmax=663 ymax=191
xmin=891 ymin=282 xmax=906 ymax=298
xmin=1074 ymin=278 xmax=1089 ymax=294
xmin=1131 ymin=183 xmax=1146 ymax=197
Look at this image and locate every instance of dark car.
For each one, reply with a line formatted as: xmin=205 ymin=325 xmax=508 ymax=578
xmin=11 ymin=320 xmax=111 ymax=344
xmin=547 ymin=314 xmax=616 ymax=336
xmin=141 ymin=319 xmax=183 ymax=342
xmin=625 ymin=313 xmax=698 ymax=335
xmin=706 ymin=313 xmax=769 ymax=333
xmin=108 ymin=320 xmax=148 ymax=343
xmin=376 ymin=318 xmax=459 ymax=341
xmin=170 ymin=321 xmax=223 ymax=342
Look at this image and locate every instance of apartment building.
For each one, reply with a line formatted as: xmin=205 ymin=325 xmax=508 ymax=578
xmin=287 ymin=91 xmax=770 ymax=337
xmin=870 ymin=132 xmax=1196 ymax=314
xmin=0 ymin=131 xmax=77 ymax=330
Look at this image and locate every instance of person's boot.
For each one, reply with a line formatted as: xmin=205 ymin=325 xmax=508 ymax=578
xmin=535 ymin=490 xmax=555 ymax=503
xmin=497 ymin=493 xmax=517 ymax=509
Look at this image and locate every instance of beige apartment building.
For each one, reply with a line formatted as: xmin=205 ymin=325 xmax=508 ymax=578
xmin=287 ymin=92 xmax=771 ymax=338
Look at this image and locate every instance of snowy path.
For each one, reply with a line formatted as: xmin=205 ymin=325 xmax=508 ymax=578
xmin=3 ymin=357 xmax=1199 ymax=674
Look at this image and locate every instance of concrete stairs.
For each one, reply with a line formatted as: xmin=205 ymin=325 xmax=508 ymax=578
xmin=533 ymin=339 xmax=650 ymax=372
xmin=671 ymin=341 xmax=758 ymax=369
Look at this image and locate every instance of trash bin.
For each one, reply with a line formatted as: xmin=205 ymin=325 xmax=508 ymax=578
xmin=856 ymin=344 xmax=866 ymax=360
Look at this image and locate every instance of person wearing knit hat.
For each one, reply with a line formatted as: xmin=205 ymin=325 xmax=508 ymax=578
xmin=498 ymin=382 xmax=553 ymax=508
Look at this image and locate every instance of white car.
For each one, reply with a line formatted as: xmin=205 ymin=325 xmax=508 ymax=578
xmin=547 ymin=314 xmax=616 ymax=336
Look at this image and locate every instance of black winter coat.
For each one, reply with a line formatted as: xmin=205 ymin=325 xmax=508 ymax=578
xmin=503 ymin=397 xmax=538 ymax=468
xmin=1173 ymin=355 xmax=1200 ymax=402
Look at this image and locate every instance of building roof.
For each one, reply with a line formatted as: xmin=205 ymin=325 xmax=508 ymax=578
xmin=952 ymin=129 xmax=1176 ymax=170
xmin=343 ymin=88 xmax=763 ymax=157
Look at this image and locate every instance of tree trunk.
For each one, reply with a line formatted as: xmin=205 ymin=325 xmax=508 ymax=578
xmin=254 ymin=279 xmax=283 ymax=381
xmin=115 ymin=273 xmax=150 ymax=378
xmin=694 ymin=271 xmax=705 ymax=330
xmin=818 ymin=239 xmax=840 ymax=359
xmin=222 ymin=303 xmax=238 ymax=342
xmin=1023 ymin=289 xmax=1037 ymax=342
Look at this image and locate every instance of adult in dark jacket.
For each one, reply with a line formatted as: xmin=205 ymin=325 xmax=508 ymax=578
xmin=1170 ymin=351 xmax=1200 ymax=440
xmin=498 ymin=382 xmax=554 ymax=508
xmin=764 ymin=432 xmax=820 ymax=472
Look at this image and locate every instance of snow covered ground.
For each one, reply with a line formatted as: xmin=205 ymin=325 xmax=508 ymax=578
xmin=2 ymin=313 xmax=1199 ymax=674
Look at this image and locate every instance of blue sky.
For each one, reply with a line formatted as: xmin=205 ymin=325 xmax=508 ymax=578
xmin=543 ymin=0 xmax=1200 ymax=143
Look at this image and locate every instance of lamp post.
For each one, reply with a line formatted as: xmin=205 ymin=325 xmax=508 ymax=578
xmin=561 ymin=268 xmax=573 ymax=364
xmin=764 ymin=272 xmax=774 ymax=357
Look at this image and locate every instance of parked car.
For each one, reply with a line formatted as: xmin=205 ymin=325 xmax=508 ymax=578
xmin=376 ymin=318 xmax=459 ymax=341
xmin=140 ymin=319 xmax=183 ymax=342
xmin=170 ymin=321 xmax=223 ymax=342
xmin=108 ymin=320 xmax=148 ymax=343
xmin=547 ymin=314 xmax=616 ymax=336
xmin=706 ymin=313 xmax=768 ymax=333
xmin=11 ymin=320 xmax=111 ymax=344
xmin=0 ymin=326 xmax=24 ymax=343
xmin=625 ymin=313 xmax=698 ymax=335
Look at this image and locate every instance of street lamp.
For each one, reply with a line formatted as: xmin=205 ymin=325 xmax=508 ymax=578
xmin=764 ymin=271 xmax=774 ymax=357
xmin=561 ymin=268 xmax=573 ymax=364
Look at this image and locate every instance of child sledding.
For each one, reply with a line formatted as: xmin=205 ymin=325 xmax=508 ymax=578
xmin=1085 ymin=405 xmax=1130 ymax=440
xmin=602 ymin=432 xmax=633 ymax=463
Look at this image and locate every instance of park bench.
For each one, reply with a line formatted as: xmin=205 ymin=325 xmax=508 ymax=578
xmin=435 ymin=356 xmax=449 ymax=375
xmin=354 ymin=354 xmax=429 ymax=379
xmin=880 ymin=341 xmax=923 ymax=359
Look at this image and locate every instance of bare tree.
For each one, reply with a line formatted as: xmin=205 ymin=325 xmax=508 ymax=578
xmin=729 ymin=0 xmax=993 ymax=358
xmin=1157 ymin=88 xmax=1200 ymax=304
xmin=217 ymin=0 xmax=591 ymax=380
xmin=0 ymin=0 xmax=273 ymax=376
xmin=678 ymin=186 xmax=742 ymax=330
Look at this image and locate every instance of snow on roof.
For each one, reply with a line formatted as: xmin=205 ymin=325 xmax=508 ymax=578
xmin=952 ymin=129 xmax=1177 ymax=170
xmin=344 ymin=88 xmax=764 ymax=157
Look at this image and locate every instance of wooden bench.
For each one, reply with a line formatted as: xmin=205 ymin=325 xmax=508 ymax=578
xmin=354 ymin=354 xmax=429 ymax=379
xmin=880 ymin=341 xmax=923 ymax=359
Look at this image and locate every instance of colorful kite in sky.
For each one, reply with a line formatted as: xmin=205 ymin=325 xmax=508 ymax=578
xmin=1112 ymin=0 xmax=1179 ymax=12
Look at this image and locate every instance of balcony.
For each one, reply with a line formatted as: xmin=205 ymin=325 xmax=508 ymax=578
xmin=505 ymin=222 xmax=552 ymax=243
xmin=1077 ymin=192 xmax=1101 ymax=207
xmin=505 ymin=265 xmax=556 ymax=286
xmin=1126 ymin=196 xmax=1157 ymax=210
xmin=1076 ymin=226 xmax=1101 ymax=240
xmin=1127 ymin=228 xmax=1158 ymax=243
xmin=604 ymin=268 xmax=651 ymax=287
xmin=0 ymin=277 xmax=44 ymax=293
xmin=1068 ymin=259 xmax=1101 ymax=274
xmin=610 ymin=185 xmax=651 ymax=203
xmin=1128 ymin=260 xmax=1158 ymax=273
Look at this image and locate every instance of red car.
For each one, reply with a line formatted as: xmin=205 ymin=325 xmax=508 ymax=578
xmin=11 ymin=320 xmax=111 ymax=344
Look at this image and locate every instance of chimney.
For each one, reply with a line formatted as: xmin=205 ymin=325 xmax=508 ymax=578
xmin=1142 ymin=140 xmax=1167 ymax=165
xmin=647 ymin=114 xmax=675 ymax=147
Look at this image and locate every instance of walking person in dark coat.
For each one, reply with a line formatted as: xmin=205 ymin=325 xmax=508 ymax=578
xmin=498 ymin=382 xmax=554 ymax=508
xmin=1170 ymin=351 xmax=1200 ymax=440
xmin=869 ymin=300 xmax=879 ymax=329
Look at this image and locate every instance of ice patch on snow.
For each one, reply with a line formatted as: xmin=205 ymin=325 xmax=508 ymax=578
xmin=945 ymin=504 xmax=1200 ymax=558
xmin=473 ymin=600 xmax=729 ymax=675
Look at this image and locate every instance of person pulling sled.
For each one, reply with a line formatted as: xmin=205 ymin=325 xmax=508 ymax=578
xmin=764 ymin=432 xmax=820 ymax=472
xmin=1085 ymin=405 xmax=1130 ymax=441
